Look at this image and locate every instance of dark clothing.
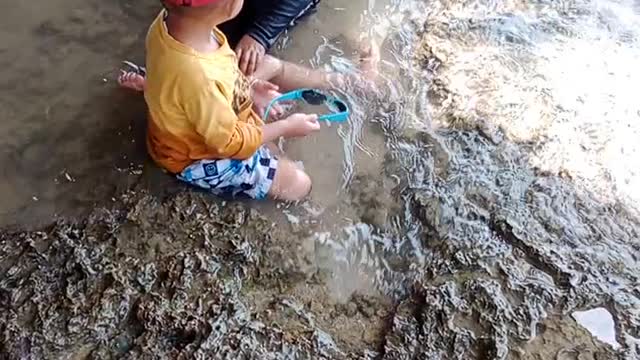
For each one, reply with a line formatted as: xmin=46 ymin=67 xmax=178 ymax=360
xmin=220 ymin=0 xmax=320 ymax=50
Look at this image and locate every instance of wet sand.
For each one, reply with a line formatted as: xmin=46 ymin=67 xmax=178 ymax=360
xmin=0 ymin=0 xmax=160 ymax=229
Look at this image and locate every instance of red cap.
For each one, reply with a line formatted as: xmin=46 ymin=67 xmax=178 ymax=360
xmin=164 ymin=0 xmax=223 ymax=6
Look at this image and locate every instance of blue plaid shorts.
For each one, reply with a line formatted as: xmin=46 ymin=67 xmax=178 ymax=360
xmin=177 ymin=146 xmax=278 ymax=200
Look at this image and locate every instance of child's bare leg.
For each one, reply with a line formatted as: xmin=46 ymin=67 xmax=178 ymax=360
xmin=254 ymin=49 xmax=379 ymax=92
xmin=269 ymin=158 xmax=312 ymax=201
xmin=253 ymin=55 xmax=333 ymax=92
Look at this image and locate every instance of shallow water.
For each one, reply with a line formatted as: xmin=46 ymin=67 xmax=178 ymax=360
xmin=1 ymin=0 xmax=640 ymax=358
xmin=279 ymin=0 xmax=640 ymax=357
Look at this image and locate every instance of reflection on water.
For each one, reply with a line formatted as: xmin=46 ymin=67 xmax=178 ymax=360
xmin=422 ymin=0 xmax=640 ymax=213
xmin=285 ymin=0 xmax=640 ymax=356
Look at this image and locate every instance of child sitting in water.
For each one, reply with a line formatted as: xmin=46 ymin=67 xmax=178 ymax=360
xmin=118 ymin=0 xmax=377 ymax=201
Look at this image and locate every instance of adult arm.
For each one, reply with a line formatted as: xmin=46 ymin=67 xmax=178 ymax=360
xmin=237 ymin=0 xmax=319 ymax=74
xmin=245 ymin=0 xmax=319 ymax=50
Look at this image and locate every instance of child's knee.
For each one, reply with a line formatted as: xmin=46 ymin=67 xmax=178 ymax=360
xmin=287 ymin=169 xmax=312 ymax=201
xmin=270 ymin=164 xmax=312 ymax=201
xmin=297 ymin=170 xmax=312 ymax=197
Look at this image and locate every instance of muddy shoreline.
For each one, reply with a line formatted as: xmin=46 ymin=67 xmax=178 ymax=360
xmin=0 ymin=186 xmax=622 ymax=359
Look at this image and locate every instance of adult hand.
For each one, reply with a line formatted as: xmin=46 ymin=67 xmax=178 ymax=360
xmin=236 ymin=35 xmax=266 ymax=76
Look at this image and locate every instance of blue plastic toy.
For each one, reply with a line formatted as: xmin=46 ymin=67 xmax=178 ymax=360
xmin=263 ymin=88 xmax=350 ymax=122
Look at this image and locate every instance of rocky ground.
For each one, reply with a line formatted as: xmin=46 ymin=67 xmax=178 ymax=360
xmin=0 ymin=185 xmax=624 ymax=359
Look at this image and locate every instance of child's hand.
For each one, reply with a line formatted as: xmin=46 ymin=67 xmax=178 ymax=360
xmin=283 ymin=113 xmax=320 ymax=138
xmin=251 ymin=79 xmax=284 ymax=120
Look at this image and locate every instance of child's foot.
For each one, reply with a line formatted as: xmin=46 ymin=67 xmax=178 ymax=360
xmin=118 ymin=61 xmax=146 ymax=92
xmin=358 ymin=38 xmax=380 ymax=81
xmin=118 ymin=70 xmax=146 ymax=92
xmin=339 ymin=38 xmax=380 ymax=93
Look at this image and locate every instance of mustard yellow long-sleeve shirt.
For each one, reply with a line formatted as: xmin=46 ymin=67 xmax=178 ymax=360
xmin=144 ymin=11 xmax=263 ymax=174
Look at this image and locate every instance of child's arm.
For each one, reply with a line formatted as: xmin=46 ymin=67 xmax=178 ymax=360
xmin=186 ymin=82 xmax=319 ymax=159
xmin=262 ymin=113 xmax=320 ymax=143
xmin=186 ymin=84 xmax=263 ymax=159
